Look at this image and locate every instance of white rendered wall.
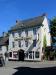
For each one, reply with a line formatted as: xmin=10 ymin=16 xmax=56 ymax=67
xmin=2 ymin=46 xmax=7 ymax=60
xmin=8 ymin=17 xmax=51 ymax=61
xmin=42 ymin=17 xmax=51 ymax=47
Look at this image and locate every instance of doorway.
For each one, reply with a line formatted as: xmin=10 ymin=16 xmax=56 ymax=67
xmin=18 ymin=49 xmax=24 ymax=61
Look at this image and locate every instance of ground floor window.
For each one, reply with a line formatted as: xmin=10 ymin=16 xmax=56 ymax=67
xmin=25 ymin=51 xmax=39 ymax=59
xmin=24 ymin=52 xmax=28 ymax=58
xmin=13 ymin=51 xmax=18 ymax=58
xmin=32 ymin=51 xmax=34 ymax=59
xmin=9 ymin=52 xmax=12 ymax=57
xmin=25 ymin=51 xmax=33 ymax=59
xmin=29 ymin=51 xmax=32 ymax=59
xmin=35 ymin=51 xmax=39 ymax=58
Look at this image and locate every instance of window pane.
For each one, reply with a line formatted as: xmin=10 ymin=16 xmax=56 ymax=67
xmin=29 ymin=51 xmax=32 ymax=59
xmin=18 ymin=41 xmax=21 ymax=47
xmin=33 ymin=28 xmax=36 ymax=35
xmin=38 ymin=33 xmax=39 ymax=41
xmin=19 ymin=32 xmax=21 ymax=37
xmin=25 ymin=40 xmax=28 ymax=47
xmin=12 ymin=42 xmax=15 ymax=48
xmin=33 ymin=51 xmax=34 ymax=59
xmin=9 ymin=52 xmax=12 ymax=57
xmin=0 ymin=46 xmax=2 ymax=50
xmin=25 ymin=52 xmax=28 ymax=58
xmin=35 ymin=52 xmax=39 ymax=58
xmin=33 ymin=40 xmax=36 ymax=47
xmin=25 ymin=30 xmax=28 ymax=36
xmin=13 ymin=51 xmax=18 ymax=58
xmin=12 ymin=32 xmax=14 ymax=37
xmin=18 ymin=31 xmax=21 ymax=37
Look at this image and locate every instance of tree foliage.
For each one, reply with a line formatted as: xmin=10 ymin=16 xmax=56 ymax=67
xmin=43 ymin=35 xmax=47 ymax=49
xmin=50 ymin=17 xmax=56 ymax=45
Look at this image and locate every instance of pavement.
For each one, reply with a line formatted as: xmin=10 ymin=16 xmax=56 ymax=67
xmin=0 ymin=61 xmax=56 ymax=75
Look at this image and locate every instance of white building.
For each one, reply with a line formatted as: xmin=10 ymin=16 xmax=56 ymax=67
xmin=0 ymin=36 xmax=8 ymax=60
xmin=8 ymin=14 xmax=51 ymax=61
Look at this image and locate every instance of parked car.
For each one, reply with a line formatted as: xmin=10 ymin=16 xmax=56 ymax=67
xmin=0 ymin=56 xmax=5 ymax=66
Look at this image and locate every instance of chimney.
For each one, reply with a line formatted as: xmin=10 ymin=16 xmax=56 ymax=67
xmin=3 ymin=32 xmax=7 ymax=37
xmin=16 ymin=20 xmax=20 ymax=25
xmin=42 ymin=13 xmax=47 ymax=17
xmin=16 ymin=20 xmax=18 ymax=23
xmin=16 ymin=20 xmax=22 ymax=26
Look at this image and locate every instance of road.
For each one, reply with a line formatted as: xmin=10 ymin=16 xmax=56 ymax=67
xmin=0 ymin=61 xmax=56 ymax=75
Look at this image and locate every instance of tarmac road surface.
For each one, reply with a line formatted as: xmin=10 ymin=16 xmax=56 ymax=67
xmin=0 ymin=61 xmax=56 ymax=75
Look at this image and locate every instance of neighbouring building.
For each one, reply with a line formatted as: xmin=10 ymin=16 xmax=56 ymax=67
xmin=0 ymin=34 xmax=9 ymax=60
xmin=8 ymin=14 xmax=51 ymax=61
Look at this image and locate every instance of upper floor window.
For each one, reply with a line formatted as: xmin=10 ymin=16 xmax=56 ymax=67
xmin=0 ymin=46 xmax=2 ymax=50
xmin=37 ymin=33 xmax=39 ymax=41
xmin=18 ymin=41 xmax=21 ymax=47
xmin=33 ymin=39 xmax=36 ymax=47
xmin=33 ymin=28 xmax=36 ymax=35
xmin=25 ymin=40 xmax=28 ymax=47
xmin=38 ymin=33 xmax=39 ymax=41
xmin=12 ymin=32 xmax=15 ymax=37
xmin=18 ymin=31 xmax=21 ymax=37
xmin=12 ymin=42 xmax=15 ymax=48
xmin=19 ymin=32 xmax=21 ymax=37
xmin=25 ymin=30 xmax=28 ymax=36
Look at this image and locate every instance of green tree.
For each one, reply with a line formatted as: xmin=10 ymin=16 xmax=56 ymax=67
xmin=50 ymin=17 xmax=56 ymax=46
xmin=43 ymin=35 xmax=47 ymax=49
xmin=50 ymin=17 xmax=56 ymax=60
xmin=43 ymin=35 xmax=50 ymax=60
xmin=43 ymin=35 xmax=48 ymax=60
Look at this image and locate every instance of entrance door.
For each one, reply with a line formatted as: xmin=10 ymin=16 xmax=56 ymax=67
xmin=18 ymin=50 xmax=24 ymax=61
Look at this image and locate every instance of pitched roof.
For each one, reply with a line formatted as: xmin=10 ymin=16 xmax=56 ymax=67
xmin=9 ymin=15 xmax=44 ymax=31
xmin=0 ymin=36 xmax=9 ymax=46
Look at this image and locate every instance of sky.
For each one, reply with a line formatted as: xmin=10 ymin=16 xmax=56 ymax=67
xmin=0 ymin=0 xmax=56 ymax=36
